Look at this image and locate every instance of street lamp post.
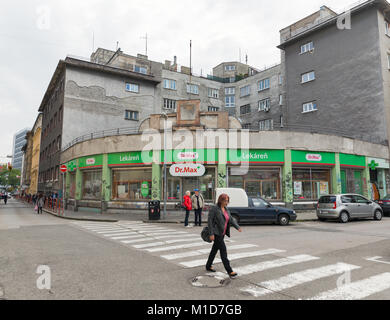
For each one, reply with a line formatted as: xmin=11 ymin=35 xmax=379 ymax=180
xmin=162 ymin=113 xmax=168 ymax=220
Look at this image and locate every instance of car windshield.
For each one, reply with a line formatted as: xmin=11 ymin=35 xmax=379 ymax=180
xmin=319 ymin=196 xmax=336 ymax=203
xmin=252 ymin=198 xmax=271 ymax=208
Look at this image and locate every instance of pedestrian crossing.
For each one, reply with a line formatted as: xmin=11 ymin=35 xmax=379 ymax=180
xmin=71 ymin=220 xmax=390 ymax=300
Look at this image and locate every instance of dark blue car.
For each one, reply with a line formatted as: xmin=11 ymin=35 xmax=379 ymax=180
xmin=228 ymin=197 xmax=297 ymax=226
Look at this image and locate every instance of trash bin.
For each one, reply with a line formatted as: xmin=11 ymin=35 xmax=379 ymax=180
xmin=148 ymin=200 xmax=161 ymax=220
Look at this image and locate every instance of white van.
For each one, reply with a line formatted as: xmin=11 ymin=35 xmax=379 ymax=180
xmin=215 ymin=188 xmax=249 ymax=207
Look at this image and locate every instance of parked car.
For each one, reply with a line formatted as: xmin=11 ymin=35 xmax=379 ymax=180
xmin=374 ymin=195 xmax=390 ymax=216
xmin=215 ymin=188 xmax=297 ymax=226
xmin=317 ymin=194 xmax=383 ymax=223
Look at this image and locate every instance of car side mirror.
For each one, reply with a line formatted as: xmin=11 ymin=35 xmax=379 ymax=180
xmin=266 ymin=204 xmax=272 ymax=208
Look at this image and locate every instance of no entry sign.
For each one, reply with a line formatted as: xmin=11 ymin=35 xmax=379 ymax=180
xmin=60 ymin=165 xmax=67 ymax=173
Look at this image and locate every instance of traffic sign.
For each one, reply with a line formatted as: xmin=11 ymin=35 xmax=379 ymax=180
xmin=60 ymin=165 xmax=67 ymax=173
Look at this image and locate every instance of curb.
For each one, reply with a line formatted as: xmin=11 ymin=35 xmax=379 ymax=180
xmin=43 ymin=209 xmax=118 ymax=223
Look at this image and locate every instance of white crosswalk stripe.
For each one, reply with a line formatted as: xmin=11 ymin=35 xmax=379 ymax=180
xmin=120 ymin=238 xmax=150 ymax=244
xmin=308 ymin=273 xmax=390 ymax=300
xmin=179 ymin=249 xmax=286 ymax=268
xmin=146 ymin=242 xmax=209 ymax=252
xmin=241 ymin=263 xmax=361 ymax=297
xmin=110 ymin=235 xmax=146 ymax=240
xmin=102 ymin=232 xmax=138 ymax=237
xmin=161 ymin=244 xmax=258 ymax=260
xmin=133 ymin=237 xmax=201 ymax=249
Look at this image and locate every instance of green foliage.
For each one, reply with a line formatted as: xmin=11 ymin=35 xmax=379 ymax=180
xmin=0 ymin=166 xmax=21 ymax=188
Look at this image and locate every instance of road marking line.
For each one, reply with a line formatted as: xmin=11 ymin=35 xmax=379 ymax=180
xmin=110 ymin=235 xmax=146 ymax=240
xmin=82 ymin=226 xmax=123 ymax=230
xmin=161 ymin=244 xmax=258 ymax=260
xmin=120 ymin=238 xmax=152 ymax=244
xmin=152 ymin=234 xmax=199 ymax=239
xmin=95 ymin=229 xmax=129 ymax=233
xmin=241 ymin=263 xmax=361 ymax=297
xmin=179 ymin=249 xmax=286 ymax=268
xmin=133 ymin=242 xmax=166 ymax=248
xmin=136 ymin=230 xmax=176 ymax=234
xmin=308 ymin=273 xmax=390 ymax=300
xmin=365 ymin=256 xmax=390 ymax=265
xmin=146 ymin=242 xmax=209 ymax=252
xmin=102 ymin=232 xmax=138 ymax=237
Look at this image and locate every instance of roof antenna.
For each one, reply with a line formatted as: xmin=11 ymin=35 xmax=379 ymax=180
xmin=116 ymin=41 xmax=119 ymax=51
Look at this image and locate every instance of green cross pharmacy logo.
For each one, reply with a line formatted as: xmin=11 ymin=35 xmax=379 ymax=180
xmin=68 ymin=162 xmax=77 ymax=172
xmin=368 ymin=160 xmax=379 ymax=170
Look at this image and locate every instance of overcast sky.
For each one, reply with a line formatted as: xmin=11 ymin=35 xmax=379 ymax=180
xmin=0 ymin=0 xmax=357 ymax=162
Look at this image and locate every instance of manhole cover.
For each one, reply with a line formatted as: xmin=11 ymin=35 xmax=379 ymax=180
xmin=190 ymin=275 xmax=231 ymax=288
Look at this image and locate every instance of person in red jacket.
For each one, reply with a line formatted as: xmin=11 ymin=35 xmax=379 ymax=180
xmin=183 ymin=191 xmax=192 ymax=227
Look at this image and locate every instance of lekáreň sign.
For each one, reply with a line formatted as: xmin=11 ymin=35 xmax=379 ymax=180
xmin=227 ymin=149 xmax=284 ymax=164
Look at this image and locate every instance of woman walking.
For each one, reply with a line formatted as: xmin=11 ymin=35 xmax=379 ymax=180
xmin=37 ymin=194 xmax=44 ymax=214
xmin=183 ymin=191 xmax=192 ymax=227
xmin=206 ymin=193 xmax=242 ymax=278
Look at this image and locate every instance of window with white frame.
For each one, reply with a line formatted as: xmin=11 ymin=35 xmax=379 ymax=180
xmin=225 ymin=95 xmax=235 ymax=107
xmin=386 ymin=21 xmax=390 ymax=36
xmin=163 ymin=79 xmax=176 ymax=90
xmin=125 ymin=110 xmax=139 ymax=120
xmin=301 ymin=71 xmax=315 ymax=83
xmin=163 ymin=98 xmax=176 ymax=110
xmin=240 ymin=104 xmax=251 ymax=115
xmin=225 ymin=65 xmax=236 ymax=71
xmin=279 ymin=75 xmax=283 ymax=85
xmin=240 ymin=85 xmax=251 ymax=97
xmin=125 ymin=83 xmax=139 ymax=93
xmin=302 ymin=101 xmax=318 ymax=113
xmin=280 ymin=115 xmax=284 ymax=127
xmin=258 ymin=78 xmax=270 ymax=91
xmin=279 ymin=94 xmax=283 ymax=105
xmin=259 ymin=119 xmax=273 ymax=131
xmin=225 ymin=87 xmax=235 ymax=95
xmin=208 ymin=88 xmax=219 ymax=99
xmin=134 ymin=65 xmax=147 ymax=74
xmin=258 ymin=98 xmax=271 ymax=111
xmin=186 ymin=83 xmax=199 ymax=94
xmin=208 ymin=106 xmax=219 ymax=112
xmin=300 ymin=41 xmax=314 ymax=54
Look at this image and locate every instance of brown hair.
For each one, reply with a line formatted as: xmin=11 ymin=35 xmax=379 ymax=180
xmin=217 ymin=193 xmax=230 ymax=208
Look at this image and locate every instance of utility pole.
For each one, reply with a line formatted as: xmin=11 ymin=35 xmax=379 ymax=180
xmin=140 ymin=33 xmax=148 ymax=56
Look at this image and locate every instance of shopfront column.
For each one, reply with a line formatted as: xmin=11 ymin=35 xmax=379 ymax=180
xmin=331 ymin=153 xmax=342 ymax=195
xmin=363 ymin=157 xmax=371 ymax=199
xmin=75 ymin=159 xmax=82 ymax=201
xmin=101 ymin=154 xmax=111 ymax=211
xmin=218 ymin=149 xmax=227 ymax=188
xmin=152 ymin=150 xmax=161 ymax=201
xmin=283 ymin=149 xmax=293 ymax=208
xmin=65 ymin=171 xmax=70 ymax=199
xmin=378 ymin=169 xmax=387 ymax=198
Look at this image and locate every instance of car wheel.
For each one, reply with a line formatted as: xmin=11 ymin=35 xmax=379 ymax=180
xmin=278 ymin=214 xmax=290 ymax=226
xmin=339 ymin=211 xmax=349 ymax=223
xmin=374 ymin=210 xmax=383 ymax=221
xmin=232 ymin=214 xmax=240 ymax=224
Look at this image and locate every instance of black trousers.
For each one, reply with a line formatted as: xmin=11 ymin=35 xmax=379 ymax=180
xmin=206 ymin=235 xmax=233 ymax=274
xmin=194 ymin=208 xmax=202 ymax=226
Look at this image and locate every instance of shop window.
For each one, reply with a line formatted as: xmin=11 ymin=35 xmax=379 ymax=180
xmin=82 ymin=170 xmax=102 ymax=200
xmin=228 ymin=167 xmax=281 ymax=200
xmin=69 ymin=173 xmax=76 ymax=199
xmin=112 ymin=168 xmax=152 ymax=200
xmin=293 ymin=168 xmax=330 ymax=200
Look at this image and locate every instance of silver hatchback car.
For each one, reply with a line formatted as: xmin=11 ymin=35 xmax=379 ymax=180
xmin=317 ymin=194 xmax=383 ymax=223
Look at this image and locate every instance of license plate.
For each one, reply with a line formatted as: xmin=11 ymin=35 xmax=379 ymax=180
xmin=321 ymin=210 xmax=328 ymax=214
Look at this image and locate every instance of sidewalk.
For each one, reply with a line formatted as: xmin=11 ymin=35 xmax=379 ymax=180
xmin=39 ymin=204 xmax=318 ymax=223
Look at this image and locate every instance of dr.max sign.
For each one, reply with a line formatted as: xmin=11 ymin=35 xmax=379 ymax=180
xmin=169 ymin=164 xmax=206 ymax=177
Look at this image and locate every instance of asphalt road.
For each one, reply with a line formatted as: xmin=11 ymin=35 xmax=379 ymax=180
xmin=1 ymin=198 xmax=390 ymax=300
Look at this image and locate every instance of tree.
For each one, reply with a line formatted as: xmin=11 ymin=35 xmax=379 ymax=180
xmin=0 ymin=165 xmax=21 ymax=190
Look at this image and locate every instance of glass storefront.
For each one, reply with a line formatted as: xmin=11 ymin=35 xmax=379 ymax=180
xmin=341 ymin=169 xmax=363 ymax=195
xmin=293 ymin=168 xmax=331 ymax=200
xmin=228 ymin=167 xmax=281 ymax=200
xmin=82 ymin=170 xmax=102 ymax=200
xmin=69 ymin=173 xmax=76 ymax=199
xmin=165 ymin=166 xmax=216 ymax=201
xmin=112 ymin=168 xmax=152 ymax=200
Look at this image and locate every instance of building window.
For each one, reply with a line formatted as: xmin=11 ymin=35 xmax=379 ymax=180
xmin=125 ymin=110 xmax=139 ymax=120
xmin=258 ymin=98 xmax=271 ymax=111
xmin=259 ymin=119 xmax=273 ymax=131
xmin=228 ymin=167 xmax=281 ymax=200
xmin=112 ymin=168 xmax=152 ymax=200
xmin=258 ymin=79 xmax=270 ymax=91
xmin=208 ymin=88 xmax=219 ymax=99
xmin=301 ymin=71 xmax=315 ymax=83
xmin=279 ymin=94 xmax=283 ymax=105
xmin=386 ymin=21 xmax=390 ymax=36
xmin=163 ymin=98 xmax=176 ymax=110
xmin=279 ymin=75 xmax=283 ymax=85
xmin=240 ymin=85 xmax=251 ymax=97
xmin=225 ymin=95 xmax=235 ymax=107
xmin=163 ymin=79 xmax=176 ymax=90
xmin=293 ymin=168 xmax=330 ymax=200
xmin=134 ymin=65 xmax=147 ymax=74
xmin=302 ymin=101 xmax=318 ymax=113
xmin=300 ymin=41 xmax=314 ymax=54
xmin=242 ymin=123 xmax=251 ymax=129
xmin=240 ymin=104 xmax=251 ymax=115
xmin=186 ymin=83 xmax=199 ymax=94
xmin=208 ymin=106 xmax=219 ymax=112
xmin=82 ymin=170 xmax=102 ymax=200
xmin=125 ymin=83 xmax=139 ymax=93
xmin=225 ymin=65 xmax=236 ymax=71
xmin=280 ymin=115 xmax=284 ymax=127
xmin=225 ymin=87 xmax=235 ymax=95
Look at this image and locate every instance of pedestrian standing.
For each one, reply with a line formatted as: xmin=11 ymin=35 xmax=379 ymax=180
xmin=4 ymin=193 xmax=7 ymax=205
xmin=183 ymin=191 xmax=192 ymax=228
xmin=191 ymin=189 xmax=204 ymax=226
xmin=37 ymin=194 xmax=44 ymax=214
xmin=206 ymin=193 xmax=242 ymax=278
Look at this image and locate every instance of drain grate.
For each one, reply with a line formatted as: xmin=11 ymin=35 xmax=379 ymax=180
xmin=190 ymin=275 xmax=231 ymax=288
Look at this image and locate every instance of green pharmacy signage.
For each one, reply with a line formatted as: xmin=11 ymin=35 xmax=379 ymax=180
xmin=161 ymin=149 xmax=218 ymax=164
xmin=291 ymin=150 xmax=335 ymax=165
xmin=340 ymin=153 xmax=366 ymax=168
xmin=141 ymin=181 xmax=150 ymax=197
xmin=67 ymin=160 xmax=77 ymax=172
xmin=78 ymin=155 xmax=103 ymax=169
xmin=108 ymin=151 xmax=154 ymax=166
xmin=227 ymin=149 xmax=284 ymax=164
